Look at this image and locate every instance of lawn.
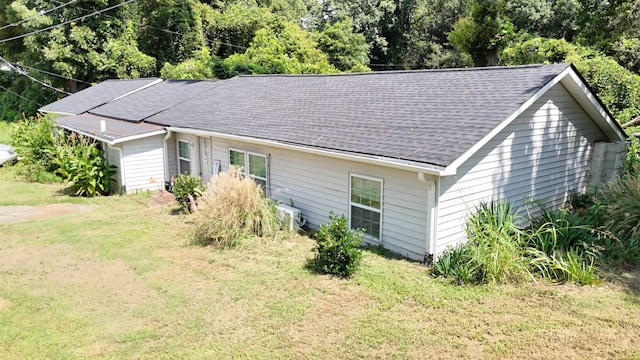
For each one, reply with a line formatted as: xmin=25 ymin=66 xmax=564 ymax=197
xmin=0 ymin=174 xmax=639 ymax=359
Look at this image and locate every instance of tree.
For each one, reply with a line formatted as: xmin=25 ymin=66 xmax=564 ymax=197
xmin=315 ymin=18 xmax=370 ymax=72
xmin=502 ymin=37 xmax=640 ymax=126
xmin=448 ymin=0 xmax=514 ymax=66
xmin=223 ymin=21 xmax=338 ymax=74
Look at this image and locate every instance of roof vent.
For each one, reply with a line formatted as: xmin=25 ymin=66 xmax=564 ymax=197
xmin=100 ymin=120 xmax=106 ymax=132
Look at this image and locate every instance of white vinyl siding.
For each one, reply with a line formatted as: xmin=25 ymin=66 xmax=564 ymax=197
xmin=435 ymin=83 xmax=608 ymax=255
xmin=121 ymin=135 xmax=166 ymax=193
xmin=194 ymin=137 xmax=433 ymax=261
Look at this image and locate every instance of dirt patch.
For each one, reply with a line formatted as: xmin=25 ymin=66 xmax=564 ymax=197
xmin=148 ymin=191 xmax=176 ymax=207
xmin=0 ymin=203 xmax=97 ymax=224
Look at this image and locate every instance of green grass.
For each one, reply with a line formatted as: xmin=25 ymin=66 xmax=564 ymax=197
xmin=0 ymin=174 xmax=639 ymax=359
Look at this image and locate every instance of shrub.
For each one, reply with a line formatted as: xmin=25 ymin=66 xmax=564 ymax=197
xmin=54 ymin=135 xmax=116 ymax=197
xmin=10 ymin=114 xmax=61 ymax=182
xmin=191 ymin=166 xmax=279 ymax=247
xmin=626 ymin=136 xmax=640 ymax=177
xmin=464 ymin=201 xmax=530 ymax=284
xmin=309 ymin=212 xmax=363 ymax=278
xmin=172 ymin=173 xmax=205 ymax=213
xmin=593 ymin=175 xmax=640 ymax=265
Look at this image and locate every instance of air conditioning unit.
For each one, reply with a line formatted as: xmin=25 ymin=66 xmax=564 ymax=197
xmin=276 ymin=204 xmax=305 ymax=231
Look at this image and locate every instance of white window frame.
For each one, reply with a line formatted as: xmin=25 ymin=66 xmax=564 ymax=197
xmin=229 ymin=148 xmax=268 ymax=193
xmin=177 ymin=139 xmax=191 ymax=174
xmin=349 ymin=174 xmax=383 ymax=240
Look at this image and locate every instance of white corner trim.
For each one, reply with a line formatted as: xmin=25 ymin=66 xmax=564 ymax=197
xmin=442 ymin=66 xmax=596 ymax=176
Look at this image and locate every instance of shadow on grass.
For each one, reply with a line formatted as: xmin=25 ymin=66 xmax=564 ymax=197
xmin=361 ymin=245 xmax=422 ymax=264
xmin=602 ymin=265 xmax=640 ymax=299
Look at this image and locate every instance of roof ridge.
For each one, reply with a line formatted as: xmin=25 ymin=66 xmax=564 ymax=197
xmin=236 ymin=63 xmax=571 ymax=79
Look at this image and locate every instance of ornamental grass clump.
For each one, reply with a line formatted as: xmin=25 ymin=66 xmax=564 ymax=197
xmin=191 ymin=166 xmax=280 ymax=248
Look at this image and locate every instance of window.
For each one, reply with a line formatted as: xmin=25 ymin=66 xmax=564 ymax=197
xmin=178 ymin=140 xmax=191 ymax=174
xmin=229 ymin=149 xmax=268 ymax=192
xmin=350 ymin=175 xmax=382 ymax=239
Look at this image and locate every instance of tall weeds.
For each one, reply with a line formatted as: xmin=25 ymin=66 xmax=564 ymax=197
xmin=191 ymin=166 xmax=280 ymax=248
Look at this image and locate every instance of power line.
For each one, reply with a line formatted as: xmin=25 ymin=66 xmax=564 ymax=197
xmin=0 ymin=0 xmax=78 ymax=31
xmin=139 ymin=24 xmax=248 ymax=50
xmin=3 ymin=59 xmax=90 ymax=85
xmin=0 ymin=0 xmax=137 ymax=44
xmin=0 ymin=83 xmax=43 ymax=106
xmin=0 ymin=55 xmax=71 ymax=95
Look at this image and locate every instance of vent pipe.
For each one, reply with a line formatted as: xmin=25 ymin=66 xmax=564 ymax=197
xmin=100 ymin=120 xmax=106 ymax=132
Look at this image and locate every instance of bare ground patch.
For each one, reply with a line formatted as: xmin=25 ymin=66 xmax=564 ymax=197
xmin=0 ymin=203 xmax=97 ymax=224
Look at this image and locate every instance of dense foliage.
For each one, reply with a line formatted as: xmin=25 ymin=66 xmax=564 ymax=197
xmin=172 ymin=173 xmax=205 ymax=213
xmin=191 ymin=166 xmax=280 ymax=248
xmin=309 ymin=212 xmax=363 ymax=278
xmin=434 ymin=186 xmax=640 ymax=285
xmin=1 ymin=0 xmax=638 ymax=131
xmin=10 ymin=115 xmax=61 ymax=182
xmin=54 ymin=135 xmax=117 ymax=197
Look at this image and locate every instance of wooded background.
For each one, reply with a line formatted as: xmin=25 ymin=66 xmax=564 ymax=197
xmin=1 ymin=0 xmax=639 ymax=132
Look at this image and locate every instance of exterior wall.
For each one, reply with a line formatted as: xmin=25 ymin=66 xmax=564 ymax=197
xmin=588 ymin=141 xmax=627 ymax=185
xmin=166 ymin=132 xmax=177 ymax=181
xmin=104 ymin=142 xmax=124 ymax=193
xmin=435 ymin=83 xmax=609 ymax=255
xmin=121 ymin=134 xmax=166 ymax=193
xmin=177 ymin=134 xmax=434 ymax=261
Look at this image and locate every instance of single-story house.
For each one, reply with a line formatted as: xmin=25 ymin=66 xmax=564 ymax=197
xmin=40 ymin=64 xmax=628 ymax=262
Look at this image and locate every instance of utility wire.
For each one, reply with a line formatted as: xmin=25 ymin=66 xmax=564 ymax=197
xmin=0 ymin=0 xmax=137 ymax=44
xmin=0 ymin=0 xmax=77 ymax=31
xmin=0 ymin=55 xmax=71 ymax=95
xmin=3 ymin=59 xmax=90 ymax=85
xmin=0 ymin=83 xmax=43 ymax=106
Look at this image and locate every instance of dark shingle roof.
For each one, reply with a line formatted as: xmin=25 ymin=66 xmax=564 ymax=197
xmin=147 ymin=64 xmax=571 ymax=167
xmin=39 ymin=78 xmax=160 ymax=115
xmin=89 ymin=80 xmax=221 ymax=122
xmin=57 ymin=114 xmax=164 ymax=142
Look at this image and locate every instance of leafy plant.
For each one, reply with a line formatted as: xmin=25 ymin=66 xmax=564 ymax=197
xmin=172 ymin=173 xmax=205 ymax=213
xmin=464 ymin=201 xmax=530 ymax=284
xmin=54 ymin=135 xmax=116 ymax=197
xmin=191 ymin=166 xmax=280 ymax=248
xmin=309 ymin=212 xmax=363 ymax=278
xmin=10 ymin=114 xmax=61 ymax=182
xmin=625 ymin=136 xmax=640 ymax=177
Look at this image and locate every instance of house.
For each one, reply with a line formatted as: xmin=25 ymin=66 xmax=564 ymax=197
xmin=40 ymin=64 xmax=628 ymax=262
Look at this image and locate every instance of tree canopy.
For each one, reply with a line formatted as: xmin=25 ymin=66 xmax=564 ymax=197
xmin=0 ymin=0 xmax=638 ymax=130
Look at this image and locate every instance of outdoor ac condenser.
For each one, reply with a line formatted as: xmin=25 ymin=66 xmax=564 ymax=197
xmin=276 ymin=204 xmax=305 ymax=231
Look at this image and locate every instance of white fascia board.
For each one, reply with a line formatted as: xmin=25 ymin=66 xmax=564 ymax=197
xmin=561 ymin=69 xmax=627 ymax=142
xmin=110 ymin=129 xmax=167 ymax=145
xmin=109 ymin=78 xmax=164 ymax=103
xmin=39 ymin=109 xmax=76 ymax=116
xmin=442 ymin=66 xmax=574 ymax=176
xmin=169 ymin=126 xmax=445 ymax=176
xmin=56 ymin=123 xmax=112 ymax=143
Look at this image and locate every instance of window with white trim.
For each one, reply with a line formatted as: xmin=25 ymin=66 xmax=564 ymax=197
xmin=350 ymin=175 xmax=382 ymax=239
xmin=229 ymin=149 xmax=268 ymax=192
xmin=178 ymin=140 xmax=191 ymax=174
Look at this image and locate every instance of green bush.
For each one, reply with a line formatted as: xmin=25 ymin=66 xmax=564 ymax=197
xmin=309 ymin=212 xmax=363 ymax=278
xmin=54 ymin=135 xmax=116 ymax=197
xmin=191 ymin=167 xmax=280 ymax=247
xmin=172 ymin=173 xmax=205 ymax=213
xmin=592 ymin=175 xmax=640 ymax=265
xmin=626 ymin=136 xmax=640 ymax=177
xmin=10 ymin=114 xmax=62 ymax=182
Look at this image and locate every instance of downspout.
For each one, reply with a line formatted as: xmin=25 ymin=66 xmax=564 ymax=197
xmin=163 ymin=129 xmax=172 ymax=186
xmin=107 ymin=143 xmax=126 ymax=194
xmin=418 ymin=172 xmax=438 ymax=265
